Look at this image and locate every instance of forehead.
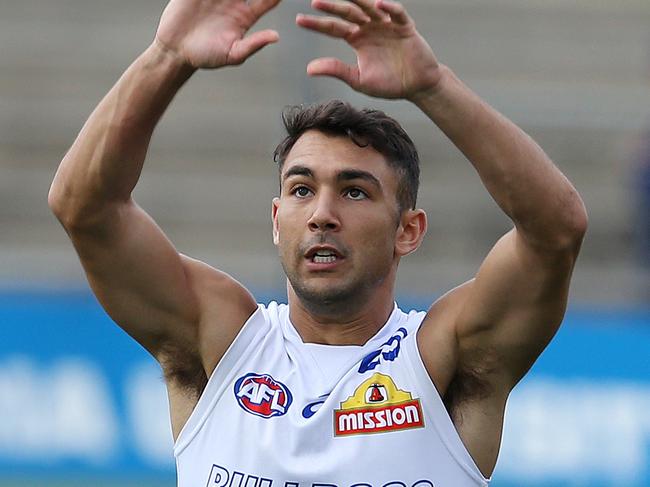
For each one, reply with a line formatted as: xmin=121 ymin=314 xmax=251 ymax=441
xmin=282 ymin=130 xmax=395 ymax=182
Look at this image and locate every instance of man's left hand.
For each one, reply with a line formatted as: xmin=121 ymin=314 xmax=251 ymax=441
xmin=297 ymin=0 xmax=442 ymax=101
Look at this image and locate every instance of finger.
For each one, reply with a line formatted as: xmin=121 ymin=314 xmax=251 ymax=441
xmin=348 ymin=0 xmax=390 ymax=21
xmin=375 ymin=0 xmax=411 ymax=25
xmin=311 ymin=0 xmax=371 ymax=25
xmin=247 ymin=0 xmax=282 ymax=18
xmin=296 ymin=14 xmax=360 ymax=39
xmin=227 ymin=29 xmax=279 ymax=65
xmin=307 ymin=57 xmax=360 ymax=89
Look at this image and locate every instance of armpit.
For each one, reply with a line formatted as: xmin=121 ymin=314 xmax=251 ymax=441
xmin=159 ymin=343 xmax=208 ymax=399
xmin=443 ymin=362 xmax=493 ymax=425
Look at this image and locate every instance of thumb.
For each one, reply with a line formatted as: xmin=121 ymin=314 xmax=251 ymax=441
xmin=227 ymin=29 xmax=279 ymax=65
xmin=307 ymin=57 xmax=360 ymax=90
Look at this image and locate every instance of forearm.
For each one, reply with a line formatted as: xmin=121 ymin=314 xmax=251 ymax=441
xmin=49 ymin=41 xmax=194 ymax=227
xmin=413 ymin=66 xmax=587 ymax=250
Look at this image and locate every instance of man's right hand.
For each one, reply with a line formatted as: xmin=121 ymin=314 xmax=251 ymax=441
xmin=155 ymin=0 xmax=281 ymax=69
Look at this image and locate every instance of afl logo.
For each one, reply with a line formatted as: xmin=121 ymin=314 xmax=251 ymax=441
xmin=234 ymin=373 xmax=293 ymax=418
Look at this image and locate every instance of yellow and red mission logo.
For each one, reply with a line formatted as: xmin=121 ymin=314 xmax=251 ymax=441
xmin=334 ymin=373 xmax=424 ymax=436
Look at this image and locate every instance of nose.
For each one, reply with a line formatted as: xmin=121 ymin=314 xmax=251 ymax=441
xmin=307 ymin=192 xmax=340 ymax=232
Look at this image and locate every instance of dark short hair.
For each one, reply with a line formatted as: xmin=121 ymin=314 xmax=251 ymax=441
xmin=273 ymin=100 xmax=420 ymax=212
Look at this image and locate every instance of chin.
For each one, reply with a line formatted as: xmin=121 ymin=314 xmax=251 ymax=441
xmin=297 ymin=282 xmax=355 ymax=305
xmin=290 ymin=275 xmax=380 ymax=315
xmin=282 ymin=258 xmax=391 ymax=313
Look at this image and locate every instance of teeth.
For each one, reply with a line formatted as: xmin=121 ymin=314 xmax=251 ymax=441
xmin=313 ymin=255 xmax=336 ymax=263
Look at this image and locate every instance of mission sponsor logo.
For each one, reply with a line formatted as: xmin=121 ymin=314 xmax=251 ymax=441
xmin=234 ymin=373 xmax=292 ymax=418
xmin=334 ymin=373 xmax=424 ymax=436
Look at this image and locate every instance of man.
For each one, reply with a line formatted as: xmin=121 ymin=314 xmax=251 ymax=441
xmin=48 ymin=0 xmax=587 ymax=485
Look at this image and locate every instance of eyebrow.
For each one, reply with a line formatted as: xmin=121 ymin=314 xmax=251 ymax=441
xmin=337 ymin=169 xmax=381 ymax=190
xmin=282 ymin=165 xmax=313 ymax=182
xmin=282 ymin=165 xmax=382 ymax=191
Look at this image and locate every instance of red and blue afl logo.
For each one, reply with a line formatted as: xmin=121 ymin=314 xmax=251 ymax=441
xmin=234 ymin=373 xmax=293 ymax=418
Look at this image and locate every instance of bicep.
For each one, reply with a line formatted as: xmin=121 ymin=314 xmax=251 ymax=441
xmin=455 ymin=228 xmax=580 ymax=388
xmin=68 ymin=199 xmax=201 ymax=356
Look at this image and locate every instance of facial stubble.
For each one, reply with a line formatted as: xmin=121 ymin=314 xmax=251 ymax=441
xmin=279 ymin=238 xmax=395 ymax=319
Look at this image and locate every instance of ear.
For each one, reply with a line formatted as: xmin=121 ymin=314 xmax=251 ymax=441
xmin=395 ymin=209 xmax=427 ymax=257
xmin=271 ymin=197 xmax=280 ymax=246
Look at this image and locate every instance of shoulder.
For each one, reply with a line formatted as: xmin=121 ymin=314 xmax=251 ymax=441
xmin=418 ymin=279 xmax=507 ymax=404
xmin=180 ymin=254 xmax=257 ymax=322
xmin=159 ymin=257 xmax=260 ymax=440
xmin=416 ymin=280 xmax=477 ymax=397
xmin=160 ymin=255 xmax=258 ymax=387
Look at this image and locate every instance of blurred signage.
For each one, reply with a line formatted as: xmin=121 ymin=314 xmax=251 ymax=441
xmin=0 ymin=292 xmax=648 ymax=486
xmin=0 ymin=292 xmax=173 ymax=479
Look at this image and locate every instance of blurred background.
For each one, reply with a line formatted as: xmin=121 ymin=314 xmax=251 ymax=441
xmin=1 ymin=0 xmax=649 ymax=485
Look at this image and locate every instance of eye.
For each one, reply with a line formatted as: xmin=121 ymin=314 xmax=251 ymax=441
xmin=292 ymin=186 xmax=313 ymax=198
xmin=345 ymin=188 xmax=368 ymax=200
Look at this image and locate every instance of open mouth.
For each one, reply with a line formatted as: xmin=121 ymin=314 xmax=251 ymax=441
xmin=305 ymin=246 xmax=344 ymax=265
xmin=312 ymin=251 xmax=338 ymax=264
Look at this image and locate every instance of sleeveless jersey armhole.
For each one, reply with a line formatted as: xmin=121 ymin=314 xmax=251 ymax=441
xmin=173 ymin=304 xmax=268 ymax=456
xmin=402 ymin=320 xmax=491 ymax=486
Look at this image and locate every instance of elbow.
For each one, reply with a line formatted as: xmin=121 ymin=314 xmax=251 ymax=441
xmin=48 ymin=175 xmax=71 ymax=224
xmin=521 ymin=189 xmax=588 ymax=254
xmin=48 ymin=168 xmax=83 ymax=229
xmin=573 ymin=201 xmax=589 ymax=241
xmin=552 ymin=191 xmax=589 ymax=253
xmin=566 ymin=191 xmax=588 ymax=245
xmin=48 ymin=184 xmax=85 ymax=231
xmin=48 ymin=172 xmax=111 ymax=232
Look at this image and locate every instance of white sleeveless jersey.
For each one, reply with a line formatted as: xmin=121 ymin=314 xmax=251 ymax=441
xmin=174 ymin=302 xmax=490 ymax=487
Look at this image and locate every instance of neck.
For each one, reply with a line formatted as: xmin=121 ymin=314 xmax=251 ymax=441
xmin=287 ymin=283 xmax=396 ymax=346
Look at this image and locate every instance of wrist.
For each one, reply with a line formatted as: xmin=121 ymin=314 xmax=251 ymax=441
xmin=408 ymin=64 xmax=454 ymax=109
xmin=144 ymin=40 xmax=197 ymax=83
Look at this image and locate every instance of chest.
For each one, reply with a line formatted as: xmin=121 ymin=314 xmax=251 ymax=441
xmin=174 ymin=315 xmax=487 ymax=487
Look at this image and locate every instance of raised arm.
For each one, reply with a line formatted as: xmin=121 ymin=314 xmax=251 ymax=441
xmin=48 ymin=0 xmax=280 ymax=371
xmin=411 ymin=67 xmax=587 ymax=388
xmin=297 ymin=0 xmax=587 ymax=390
